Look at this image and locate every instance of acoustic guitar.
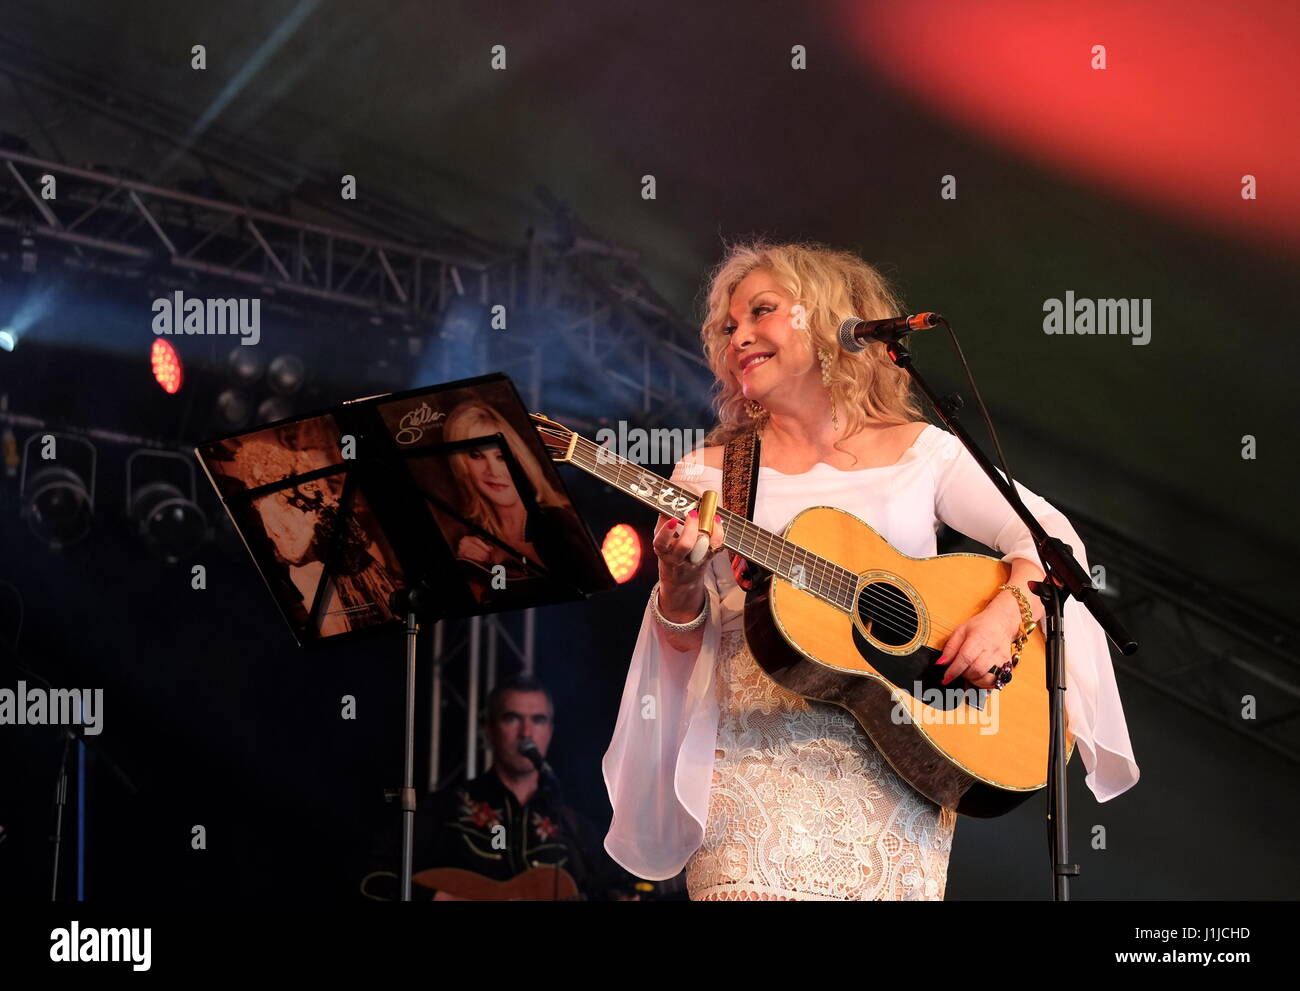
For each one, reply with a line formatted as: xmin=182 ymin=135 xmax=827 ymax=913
xmin=412 ymin=865 xmax=580 ymax=901
xmin=532 ymin=414 xmax=1074 ymax=818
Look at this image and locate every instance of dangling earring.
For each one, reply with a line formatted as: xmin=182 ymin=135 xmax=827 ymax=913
xmin=817 ymin=348 xmax=840 ymax=431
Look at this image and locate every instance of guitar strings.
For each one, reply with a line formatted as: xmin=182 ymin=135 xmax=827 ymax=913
xmin=577 ymin=443 xmax=951 ymax=640
xmin=563 ymin=436 xmax=958 ymax=640
xmin=549 ymin=428 xmax=965 ymax=640
xmin=709 ymin=504 xmax=960 ymax=640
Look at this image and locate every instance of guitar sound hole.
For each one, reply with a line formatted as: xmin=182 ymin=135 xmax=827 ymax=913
xmin=857 ymin=581 xmax=918 ymax=647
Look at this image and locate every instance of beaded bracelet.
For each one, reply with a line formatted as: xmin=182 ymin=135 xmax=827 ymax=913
xmin=993 ymin=583 xmax=1038 ymax=688
xmin=650 ymin=581 xmax=709 ymax=633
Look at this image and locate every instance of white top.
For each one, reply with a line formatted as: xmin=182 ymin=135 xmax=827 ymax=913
xmin=601 ymin=424 xmax=1140 ymax=881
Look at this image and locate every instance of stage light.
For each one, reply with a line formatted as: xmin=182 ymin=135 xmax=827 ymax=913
xmin=226 ymin=346 xmax=263 ymax=385
xmin=843 ymin=2 xmax=1299 ymax=254
xmin=1 ymin=284 xmax=55 ymax=346
xmin=439 ymin=296 xmax=489 ymax=342
xmin=19 ymin=233 xmax=36 ymax=273
xmin=150 ymin=338 xmax=184 ymax=394
xmin=423 ymin=296 xmax=490 ymax=384
xmin=20 ymin=434 xmax=96 ymax=550
xmin=267 ymin=353 xmax=305 ymax=395
xmin=127 ymin=451 xmax=209 ymax=564
xmin=256 ymin=396 xmax=294 ymax=424
xmin=24 ymin=468 xmax=92 ymax=547
xmin=215 ymin=388 xmax=253 ymax=428
xmin=601 ymin=523 xmax=642 ymax=584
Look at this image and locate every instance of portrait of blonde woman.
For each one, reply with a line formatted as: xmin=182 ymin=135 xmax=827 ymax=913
xmin=441 ymin=401 xmax=573 ymax=599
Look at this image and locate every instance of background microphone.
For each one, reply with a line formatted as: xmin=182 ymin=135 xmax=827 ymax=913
xmin=518 ymin=738 xmax=554 ymax=778
xmin=838 ymin=313 xmax=943 ymax=352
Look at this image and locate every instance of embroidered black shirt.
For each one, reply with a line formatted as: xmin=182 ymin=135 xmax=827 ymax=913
xmin=363 ymin=770 xmax=627 ymax=900
xmin=418 ymin=771 xmax=581 ymax=882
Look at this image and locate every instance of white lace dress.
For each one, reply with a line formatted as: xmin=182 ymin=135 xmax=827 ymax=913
xmin=685 ymin=630 xmax=956 ymax=901
xmin=602 ymin=425 xmax=1139 ymax=898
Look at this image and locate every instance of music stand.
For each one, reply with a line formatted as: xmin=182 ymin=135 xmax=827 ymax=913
xmin=197 ymin=373 xmax=614 ymax=899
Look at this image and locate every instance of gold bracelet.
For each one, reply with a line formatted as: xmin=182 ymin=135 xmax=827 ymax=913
xmin=998 ymin=583 xmax=1038 ymax=671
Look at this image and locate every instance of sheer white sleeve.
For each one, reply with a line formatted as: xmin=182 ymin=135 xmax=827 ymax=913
xmin=927 ymin=429 xmax=1140 ymax=802
xmin=601 ymin=460 xmax=733 ymax=880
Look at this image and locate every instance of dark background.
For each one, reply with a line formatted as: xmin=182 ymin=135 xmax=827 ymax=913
xmin=0 ymin=0 xmax=1297 ymax=901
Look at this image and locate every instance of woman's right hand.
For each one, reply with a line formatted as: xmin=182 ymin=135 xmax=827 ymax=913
xmin=652 ymin=509 xmax=725 ymax=622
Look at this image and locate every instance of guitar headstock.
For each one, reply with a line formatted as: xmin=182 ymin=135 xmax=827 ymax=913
xmin=530 ymin=412 xmax=578 ymax=463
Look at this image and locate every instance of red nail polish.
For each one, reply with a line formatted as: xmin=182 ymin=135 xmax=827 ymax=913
xmin=688 ymin=509 xmax=698 ymax=518
xmin=936 ymin=655 xmax=948 ymax=665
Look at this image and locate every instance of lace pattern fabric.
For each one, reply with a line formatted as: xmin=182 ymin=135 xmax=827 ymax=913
xmin=685 ymin=631 xmax=957 ymax=901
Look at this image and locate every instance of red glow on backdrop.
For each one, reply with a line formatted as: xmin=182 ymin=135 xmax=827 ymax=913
xmin=150 ymin=338 xmax=183 ymax=394
xmin=601 ymin=523 xmax=642 ymax=583
xmin=843 ymin=0 xmax=1299 ymax=254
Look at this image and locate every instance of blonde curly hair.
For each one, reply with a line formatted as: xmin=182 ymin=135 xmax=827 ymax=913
xmin=698 ymin=239 xmax=926 ymax=453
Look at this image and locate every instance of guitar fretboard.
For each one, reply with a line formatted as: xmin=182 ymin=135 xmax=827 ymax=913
xmin=557 ymin=430 xmax=860 ymax=613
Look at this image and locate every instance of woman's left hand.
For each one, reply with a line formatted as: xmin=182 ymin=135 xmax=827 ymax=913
xmin=936 ymin=593 xmax=1024 ymax=690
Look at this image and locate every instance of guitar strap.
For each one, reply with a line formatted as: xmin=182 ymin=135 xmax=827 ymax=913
xmin=721 ymin=429 xmax=762 ymax=590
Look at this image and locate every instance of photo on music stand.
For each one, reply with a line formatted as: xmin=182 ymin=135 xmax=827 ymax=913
xmin=199 ymin=415 xmax=406 ymax=639
xmin=376 ymin=380 xmax=606 ymax=608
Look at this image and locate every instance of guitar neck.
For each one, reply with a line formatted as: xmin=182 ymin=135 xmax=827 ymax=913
xmin=556 ymin=431 xmax=858 ymax=612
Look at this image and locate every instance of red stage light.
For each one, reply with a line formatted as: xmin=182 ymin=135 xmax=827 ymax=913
xmin=841 ymin=0 xmax=1299 ymax=255
xmin=151 ymin=338 xmax=183 ymax=394
xmin=601 ymin=523 xmax=642 ymax=583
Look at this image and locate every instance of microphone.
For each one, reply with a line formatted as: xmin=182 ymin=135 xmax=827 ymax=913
xmin=838 ymin=313 xmax=942 ymax=352
xmin=518 ymin=738 xmax=554 ymax=779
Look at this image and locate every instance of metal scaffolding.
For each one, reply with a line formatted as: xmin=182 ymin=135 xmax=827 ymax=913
xmin=0 ymin=39 xmax=716 ymax=792
xmin=1059 ymin=506 xmax=1300 ymax=767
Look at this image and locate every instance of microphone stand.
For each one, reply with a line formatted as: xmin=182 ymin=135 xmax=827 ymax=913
xmin=50 ymin=728 xmax=73 ymax=901
xmin=0 ymin=643 xmax=138 ymax=902
xmin=878 ymin=334 xmax=1137 ymax=900
xmin=522 ymin=746 xmax=587 ymax=901
xmin=543 ymin=765 xmax=562 ymax=903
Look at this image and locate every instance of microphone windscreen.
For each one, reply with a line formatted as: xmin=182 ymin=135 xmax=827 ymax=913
xmin=837 ymin=317 xmax=867 ymax=353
